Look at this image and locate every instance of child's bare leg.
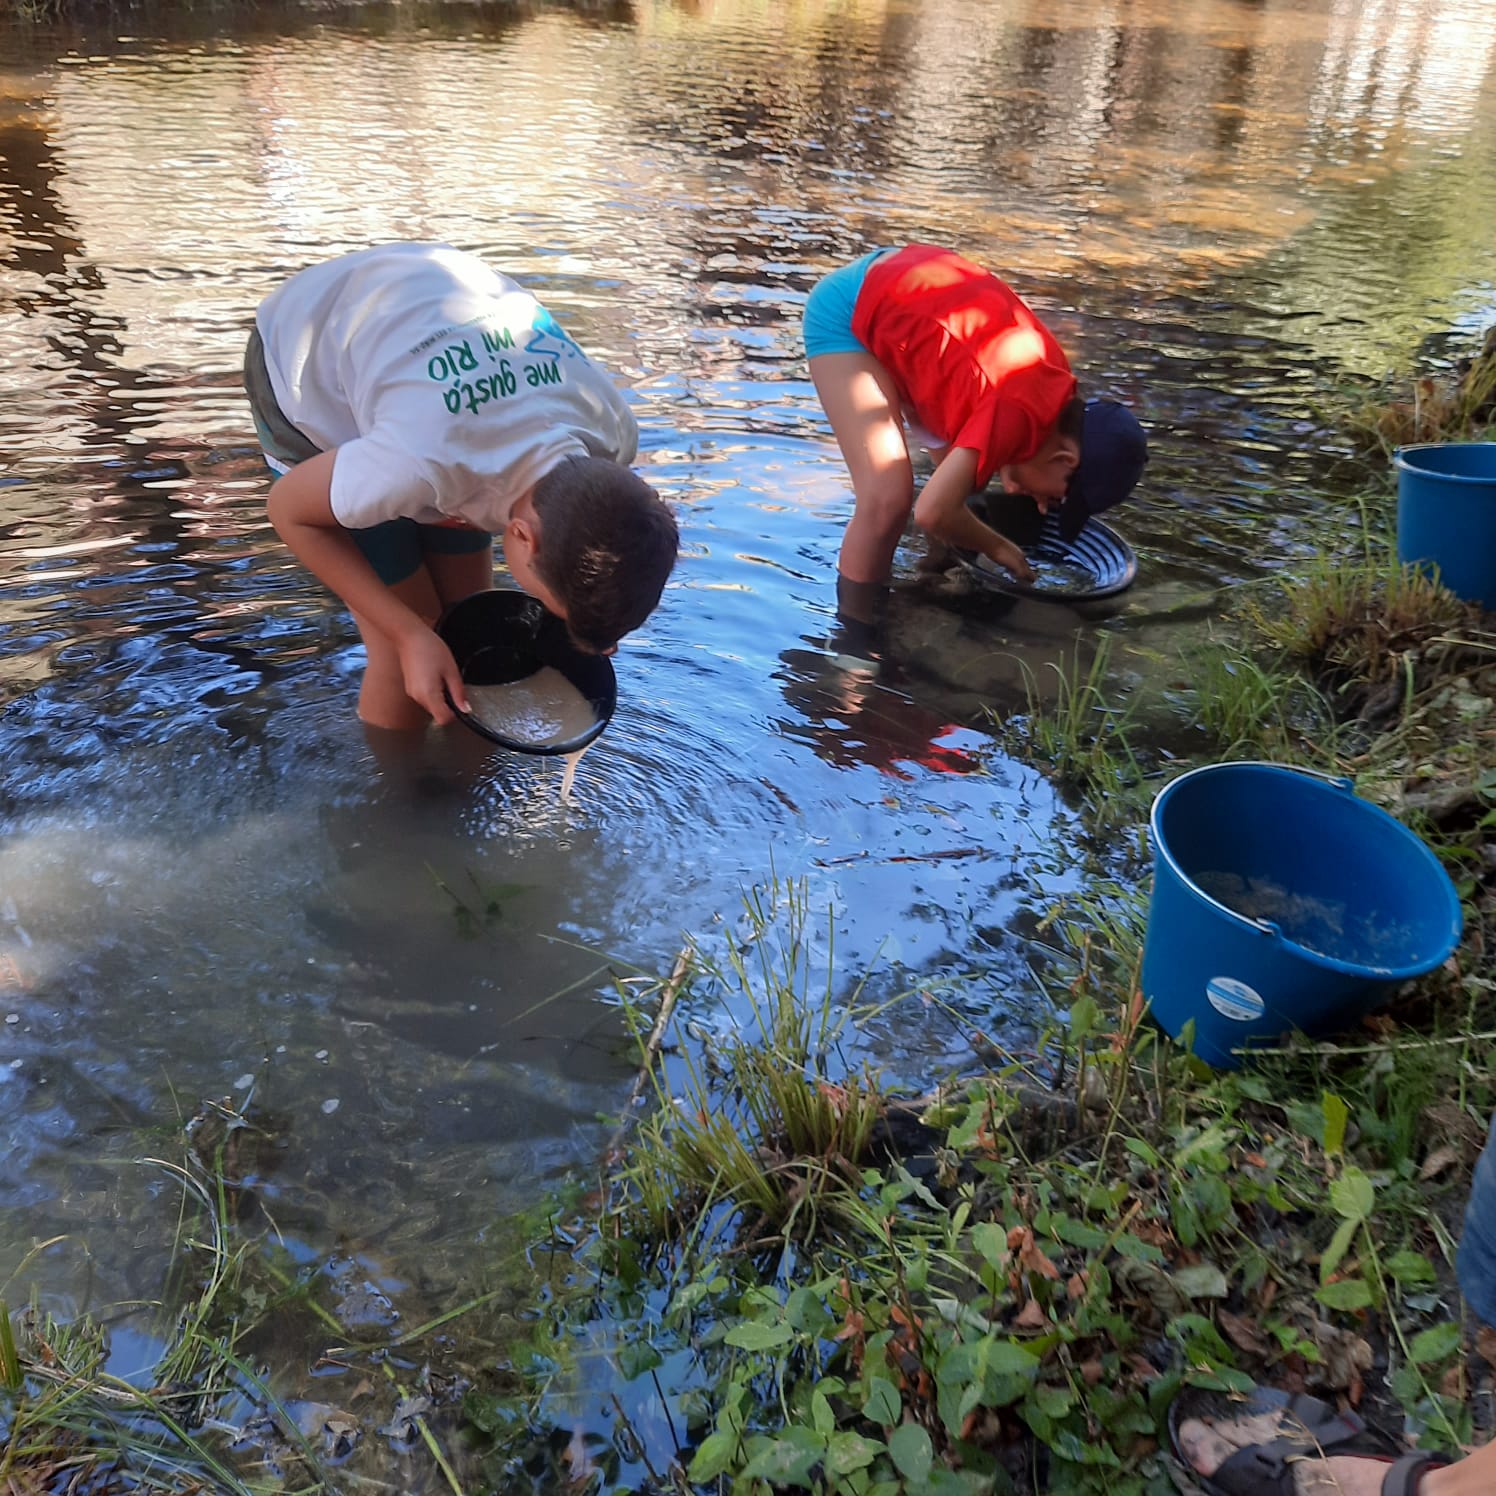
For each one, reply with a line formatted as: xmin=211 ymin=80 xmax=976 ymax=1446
xmin=809 ymin=351 xmax=913 ymax=584
xmin=351 ymin=567 xmax=443 ymax=730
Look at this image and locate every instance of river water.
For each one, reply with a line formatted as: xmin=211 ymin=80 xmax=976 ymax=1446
xmin=2 ymin=0 xmax=1495 ymax=1480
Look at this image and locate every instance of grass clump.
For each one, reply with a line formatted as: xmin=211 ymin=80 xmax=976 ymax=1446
xmin=1343 ymin=326 xmax=1496 ymax=455
xmin=991 ymin=634 xmax=1147 ymax=816
xmin=1240 ymin=548 xmax=1480 ymax=722
xmin=0 ymin=1093 xmax=531 ymax=1496
xmin=0 ymin=1151 xmax=319 ymax=1496
xmin=614 ymin=882 xmax=884 ymax=1246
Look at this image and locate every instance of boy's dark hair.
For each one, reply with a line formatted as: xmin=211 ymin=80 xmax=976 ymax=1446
xmin=531 ymin=455 xmax=679 ymax=652
xmin=1056 ymin=393 xmax=1086 ymax=442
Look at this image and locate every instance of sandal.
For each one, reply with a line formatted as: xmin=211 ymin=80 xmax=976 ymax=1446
xmin=1168 ymin=1383 xmax=1451 ymax=1496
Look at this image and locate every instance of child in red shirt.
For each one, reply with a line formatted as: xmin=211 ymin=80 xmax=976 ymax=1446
xmin=803 ymin=244 xmax=1146 ymax=593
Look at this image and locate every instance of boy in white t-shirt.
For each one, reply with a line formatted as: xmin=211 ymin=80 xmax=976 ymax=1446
xmin=244 ymin=242 xmax=678 ymax=730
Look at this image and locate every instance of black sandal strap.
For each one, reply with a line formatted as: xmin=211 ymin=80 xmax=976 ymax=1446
xmin=1381 ymin=1452 xmax=1451 ymax=1496
xmin=1209 ymin=1439 xmax=1313 ymax=1496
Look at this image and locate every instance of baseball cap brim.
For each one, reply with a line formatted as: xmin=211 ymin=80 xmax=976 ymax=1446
xmin=1060 ymin=399 xmax=1148 ymax=541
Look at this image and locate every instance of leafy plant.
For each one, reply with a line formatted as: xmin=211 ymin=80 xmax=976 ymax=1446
xmin=993 ymin=634 xmax=1147 ymax=811
xmin=615 ymin=882 xmax=884 ymax=1244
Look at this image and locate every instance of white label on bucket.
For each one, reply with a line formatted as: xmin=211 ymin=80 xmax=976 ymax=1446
xmin=1206 ymin=976 xmax=1265 ymax=1023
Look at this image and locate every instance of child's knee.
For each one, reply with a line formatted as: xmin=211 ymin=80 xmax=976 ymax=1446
xmin=853 ymin=482 xmax=913 ymax=540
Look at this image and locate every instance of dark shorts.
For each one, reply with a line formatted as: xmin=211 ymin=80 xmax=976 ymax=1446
xmin=243 ymin=327 xmax=493 ymax=586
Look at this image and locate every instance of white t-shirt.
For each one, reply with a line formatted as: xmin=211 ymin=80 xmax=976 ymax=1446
xmin=254 ymin=242 xmax=639 ymax=532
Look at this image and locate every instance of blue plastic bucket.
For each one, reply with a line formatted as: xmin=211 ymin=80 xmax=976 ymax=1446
xmin=1394 ymin=442 xmax=1496 ymax=611
xmin=1140 ymin=762 xmax=1463 ymax=1069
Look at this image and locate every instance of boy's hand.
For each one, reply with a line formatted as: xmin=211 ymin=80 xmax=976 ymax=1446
xmin=396 ymin=626 xmax=469 ymax=725
xmin=989 ymin=535 xmax=1036 ymax=585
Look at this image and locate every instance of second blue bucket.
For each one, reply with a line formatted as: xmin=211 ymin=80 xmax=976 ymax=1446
xmin=1394 ymin=442 xmax=1496 ymax=611
xmin=1140 ymin=762 xmax=1462 ymax=1069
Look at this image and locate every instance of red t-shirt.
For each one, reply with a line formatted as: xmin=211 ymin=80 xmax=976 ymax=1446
xmin=850 ymin=245 xmax=1077 ymax=488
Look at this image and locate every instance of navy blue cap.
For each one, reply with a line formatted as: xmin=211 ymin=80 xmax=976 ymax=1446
xmin=1060 ymin=399 xmax=1148 ymax=541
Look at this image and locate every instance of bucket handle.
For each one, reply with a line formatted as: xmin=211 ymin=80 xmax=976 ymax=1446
xmin=1187 ymin=763 xmax=1353 ymax=939
xmin=1286 ymin=764 xmax=1355 ymax=792
xmin=1234 ymin=759 xmax=1355 ymax=793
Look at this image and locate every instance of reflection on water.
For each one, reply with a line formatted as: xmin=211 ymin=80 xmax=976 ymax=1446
xmin=2 ymin=0 xmax=1496 ymax=1476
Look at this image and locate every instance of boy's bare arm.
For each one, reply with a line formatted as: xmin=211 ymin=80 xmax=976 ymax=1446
xmin=912 ymin=447 xmax=1036 ymax=582
xmin=266 ymin=451 xmax=469 ymax=721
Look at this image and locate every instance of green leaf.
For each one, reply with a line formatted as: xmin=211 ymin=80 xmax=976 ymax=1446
xmin=1069 ymin=994 xmax=1101 ymax=1042
xmin=1329 ymin=1166 xmax=1375 ymax=1222
xmin=1386 ymin=1250 xmax=1437 ymax=1287
xmin=920 ymin=1097 xmax=966 ymax=1129
xmin=786 ymin=1286 xmax=832 ymax=1335
xmin=1112 ymin=1233 xmax=1166 ymax=1264
xmin=1051 ymin=1215 xmax=1108 ymax=1250
xmin=723 ymin=1321 xmax=793 ymax=1351
xmin=1233 ymin=1075 xmax=1274 ymax=1103
xmin=864 ymin=1375 xmax=901 ymax=1427
xmin=1049 ymin=1429 xmax=1122 ymax=1466
xmin=1319 ymin=1216 xmax=1361 ymax=1286
xmin=1316 ymin=1278 xmax=1374 ymax=1311
xmin=1322 ymin=1092 xmax=1350 ymax=1158
xmin=1185 ymin=1365 xmax=1257 ymax=1394
xmin=687 ymin=1429 xmax=739 ymax=1483
xmin=1409 ymin=1322 xmax=1462 ymax=1365
xmin=825 ymin=1430 xmax=884 ymax=1477
xmin=983 ymin=1341 xmax=1043 ymax=1378
xmin=1175 ymin=1124 xmax=1232 ymax=1168
xmin=617 ymin=1340 xmax=662 ymax=1380
xmin=1172 ymin=1264 xmax=1229 ymax=1300
xmin=1033 ymin=1382 xmax=1075 ymax=1418
xmin=1285 ymin=1100 xmax=1327 ymax=1147
xmin=811 ymin=1388 xmax=835 ymax=1436
xmin=0 ymin=1304 xmax=20 ymax=1393
xmin=888 ymin=1424 xmax=934 ymax=1483
xmin=971 ymin=1222 xmax=1009 ymax=1268
xmin=740 ymin=1427 xmax=824 ymax=1488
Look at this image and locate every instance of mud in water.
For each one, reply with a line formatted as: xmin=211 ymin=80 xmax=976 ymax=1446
xmin=463 ymin=667 xmax=598 ymax=750
xmin=1196 ymin=870 xmax=1351 ymax=959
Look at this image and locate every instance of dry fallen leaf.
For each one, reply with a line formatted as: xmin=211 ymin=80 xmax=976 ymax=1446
xmin=1218 ymin=1309 xmax=1269 ymax=1359
xmin=322 ymin=1413 xmax=360 ymax=1460
xmin=1014 ymin=1228 xmax=1062 ymax=1281
xmin=1420 ymin=1144 xmax=1464 ymax=1181
xmin=1307 ymin=1320 xmax=1373 ymax=1392
xmin=1014 ymin=1298 xmax=1049 ymax=1331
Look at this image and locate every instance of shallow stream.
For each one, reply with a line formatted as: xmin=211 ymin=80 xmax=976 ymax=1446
xmin=2 ymin=0 xmax=1496 ymax=1480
